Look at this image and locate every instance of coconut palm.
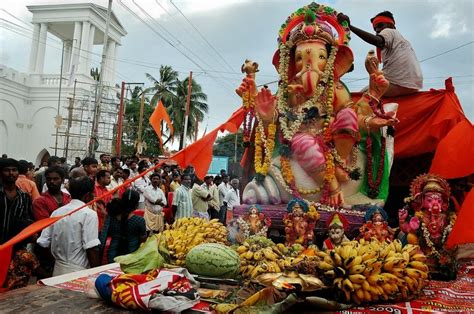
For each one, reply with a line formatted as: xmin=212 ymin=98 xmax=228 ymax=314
xmin=166 ymin=77 xmax=208 ymax=149
xmin=144 ymin=65 xmax=179 ymax=106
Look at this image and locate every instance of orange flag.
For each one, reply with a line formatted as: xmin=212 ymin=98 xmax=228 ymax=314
xmin=149 ymin=100 xmax=173 ymax=148
xmin=446 ymin=189 xmax=474 ymax=249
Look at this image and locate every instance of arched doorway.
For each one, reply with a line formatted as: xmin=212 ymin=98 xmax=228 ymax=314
xmin=35 ymin=149 xmax=50 ymax=169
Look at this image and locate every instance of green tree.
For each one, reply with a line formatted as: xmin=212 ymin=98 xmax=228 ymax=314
xmin=213 ymin=130 xmax=244 ymax=162
xmin=167 ymin=77 xmax=208 ymax=149
xmin=144 ymin=65 xmax=179 ymax=107
xmin=121 ymin=86 xmax=162 ymax=157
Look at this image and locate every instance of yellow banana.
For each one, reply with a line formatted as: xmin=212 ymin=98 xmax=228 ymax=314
xmin=348 ymin=274 xmax=366 ymax=284
xmin=362 ymin=250 xmax=378 ymax=262
xmin=403 ymin=244 xmax=419 ymax=256
xmin=411 ymin=253 xmax=427 ymax=263
xmin=368 ymin=274 xmax=385 ymax=285
xmin=391 ymin=267 xmax=407 ymax=278
xmin=343 ymin=278 xmax=355 ymax=292
xmin=263 ymin=248 xmax=277 ymax=261
xmin=362 ymin=280 xmax=371 ymax=291
xmin=330 ymin=250 xmax=343 ymax=266
xmin=405 ymin=268 xmax=423 ymax=279
xmin=408 ymin=261 xmax=429 ymax=272
xmin=324 ymin=270 xmax=336 ymax=279
xmin=236 ymin=245 xmax=248 ymax=254
xmin=346 ymin=255 xmax=362 ymax=269
xmin=318 ymin=261 xmax=334 ymax=271
xmin=383 ymin=257 xmax=404 ymax=271
xmin=349 ymin=263 xmax=366 ymax=275
xmin=244 ymin=251 xmax=254 ymax=260
xmin=363 ymin=289 xmax=372 ymax=302
xmin=380 ymin=272 xmax=399 ymax=284
xmin=253 ymin=250 xmax=263 ymax=261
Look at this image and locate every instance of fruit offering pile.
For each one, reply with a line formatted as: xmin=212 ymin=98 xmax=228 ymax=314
xmin=157 ymin=218 xmax=228 ymax=266
xmin=317 ymin=239 xmax=428 ymax=304
xmin=236 ymin=236 xmax=321 ymax=279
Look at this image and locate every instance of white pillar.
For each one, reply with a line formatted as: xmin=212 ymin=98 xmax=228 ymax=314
xmin=62 ymin=40 xmax=72 ymax=73
xmin=28 ymin=23 xmax=40 ymax=72
xmin=69 ymin=21 xmax=82 ymax=73
xmin=86 ymin=25 xmax=95 ymax=72
xmin=78 ymin=21 xmax=90 ymax=74
xmin=106 ymin=40 xmax=116 ymax=84
xmin=35 ymin=23 xmax=48 ymax=73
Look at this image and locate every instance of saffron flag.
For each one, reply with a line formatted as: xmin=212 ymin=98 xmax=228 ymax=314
xmin=149 ymin=100 xmax=173 ymax=148
xmin=429 ymin=119 xmax=474 ymax=179
xmin=446 ymin=189 xmax=474 ymax=249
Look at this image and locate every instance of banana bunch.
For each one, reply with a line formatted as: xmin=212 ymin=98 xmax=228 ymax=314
xmin=159 ymin=218 xmax=228 ymax=265
xmin=317 ymin=239 xmax=428 ymax=304
xmin=237 ymin=241 xmax=292 ymax=279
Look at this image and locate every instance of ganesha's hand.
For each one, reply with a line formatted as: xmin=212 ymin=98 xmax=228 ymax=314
xmin=255 ymin=87 xmax=277 ymax=122
xmin=368 ymin=115 xmax=399 ymax=130
xmin=398 ymin=208 xmax=408 ymax=221
xmin=235 ymin=77 xmax=256 ymax=97
xmin=409 ymin=216 xmax=420 ymax=231
xmin=365 ymin=50 xmax=379 ymax=75
xmin=368 ymin=72 xmax=389 ymax=100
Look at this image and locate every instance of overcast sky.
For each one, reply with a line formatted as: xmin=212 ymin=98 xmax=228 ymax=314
xmin=1 ymin=0 xmax=473 ymax=140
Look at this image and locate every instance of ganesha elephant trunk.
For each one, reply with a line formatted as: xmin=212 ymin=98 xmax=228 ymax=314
xmin=296 ymin=68 xmax=321 ymax=97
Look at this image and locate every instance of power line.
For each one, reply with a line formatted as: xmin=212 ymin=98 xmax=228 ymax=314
xmin=117 ymin=0 xmax=235 ymax=94
xmin=419 ymin=41 xmax=474 ymax=63
xmin=169 ymin=0 xmax=235 ymax=73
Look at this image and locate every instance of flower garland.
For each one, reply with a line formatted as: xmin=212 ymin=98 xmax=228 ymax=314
xmin=420 ymin=213 xmax=456 ymax=259
xmin=277 ymin=44 xmax=338 ymax=142
xmin=275 ymin=40 xmax=338 ymax=199
xmin=254 ymin=120 xmax=277 ymax=176
xmin=365 ymin=96 xmax=387 ymax=199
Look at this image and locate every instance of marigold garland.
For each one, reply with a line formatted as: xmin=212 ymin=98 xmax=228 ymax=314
xmin=254 ymin=121 xmax=277 ymax=176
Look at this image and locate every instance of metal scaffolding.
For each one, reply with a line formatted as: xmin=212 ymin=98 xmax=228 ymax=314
xmin=55 ymin=83 xmax=119 ymax=161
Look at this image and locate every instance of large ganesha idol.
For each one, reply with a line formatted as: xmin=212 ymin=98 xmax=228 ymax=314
xmin=236 ymin=3 xmax=398 ymax=207
xmin=399 ymin=174 xmax=457 ymax=279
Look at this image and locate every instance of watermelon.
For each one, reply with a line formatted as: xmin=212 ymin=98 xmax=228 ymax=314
xmin=185 ymin=243 xmax=240 ymax=278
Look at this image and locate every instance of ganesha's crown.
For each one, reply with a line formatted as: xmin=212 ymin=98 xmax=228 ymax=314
xmin=288 ymin=9 xmax=335 ymax=47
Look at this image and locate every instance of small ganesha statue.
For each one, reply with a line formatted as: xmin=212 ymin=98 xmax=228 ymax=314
xmin=283 ymin=198 xmax=320 ymax=247
xmin=358 ymin=206 xmax=395 ymax=242
xmin=236 ymin=204 xmax=271 ymax=240
xmin=322 ymin=212 xmax=350 ymax=250
xmin=399 ymin=174 xmax=457 ymax=279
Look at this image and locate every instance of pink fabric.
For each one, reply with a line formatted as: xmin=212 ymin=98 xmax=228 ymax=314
xmin=331 ymin=107 xmax=358 ymax=134
xmin=291 ymin=133 xmax=326 ymax=172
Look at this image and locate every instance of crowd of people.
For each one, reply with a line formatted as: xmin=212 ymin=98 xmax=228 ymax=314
xmin=0 ymin=153 xmax=241 ymax=290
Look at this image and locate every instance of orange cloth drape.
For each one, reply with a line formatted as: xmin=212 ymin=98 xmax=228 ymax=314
xmin=0 ymin=107 xmax=244 ymax=288
xmin=352 ymin=78 xmax=467 ymax=158
xmin=446 ymin=189 xmax=474 ymax=249
xmin=429 ymin=119 xmax=474 ymax=179
xmin=149 ymin=100 xmax=174 ymax=148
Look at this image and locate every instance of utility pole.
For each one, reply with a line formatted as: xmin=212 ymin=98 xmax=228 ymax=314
xmin=54 ymin=41 xmax=65 ymax=156
xmin=135 ymin=92 xmax=145 ymax=155
xmin=115 ymin=81 xmax=126 ymax=156
xmin=64 ymin=79 xmax=77 ymax=159
xmin=89 ymin=0 xmax=112 ymax=156
xmin=180 ymin=71 xmax=192 ymax=150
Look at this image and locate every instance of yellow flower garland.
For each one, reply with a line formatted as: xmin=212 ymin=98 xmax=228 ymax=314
xmin=254 ymin=121 xmax=277 ymax=176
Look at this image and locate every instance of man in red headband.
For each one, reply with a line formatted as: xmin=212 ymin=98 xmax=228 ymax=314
xmin=338 ymin=11 xmax=423 ymax=97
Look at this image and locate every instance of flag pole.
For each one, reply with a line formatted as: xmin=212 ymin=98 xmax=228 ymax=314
xmin=181 ymin=71 xmax=193 ymax=149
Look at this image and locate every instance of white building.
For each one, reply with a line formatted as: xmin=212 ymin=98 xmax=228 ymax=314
xmin=0 ymin=3 xmax=126 ymax=166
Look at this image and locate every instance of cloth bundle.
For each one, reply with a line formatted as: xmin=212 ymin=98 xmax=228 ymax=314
xmin=95 ymin=267 xmax=200 ymax=312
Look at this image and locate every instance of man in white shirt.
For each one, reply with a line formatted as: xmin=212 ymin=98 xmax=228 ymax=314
xmin=107 ymin=167 xmax=124 ymax=198
xmin=218 ymin=175 xmax=231 ymax=206
xmin=143 ymin=173 xmax=167 ymax=233
xmin=223 ymin=178 xmax=241 ymax=224
xmin=37 ymin=177 xmax=100 ymax=276
xmin=133 ymin=164 xmax=150 ymax=209
xmin=202 ymin=176 xmax=220 ymax=220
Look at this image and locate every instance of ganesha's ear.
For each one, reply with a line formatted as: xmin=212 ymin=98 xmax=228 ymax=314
xmin=334 ymin=45 xmax=354 ymax=80
xmin=272 ymin=49 xmax=280 ymax=73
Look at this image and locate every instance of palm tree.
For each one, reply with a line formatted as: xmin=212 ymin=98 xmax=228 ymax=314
xmin=144 ymin=65 xmax=179 ymax=106
xmin=167 ymin=78 xmax=208 ymax=149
